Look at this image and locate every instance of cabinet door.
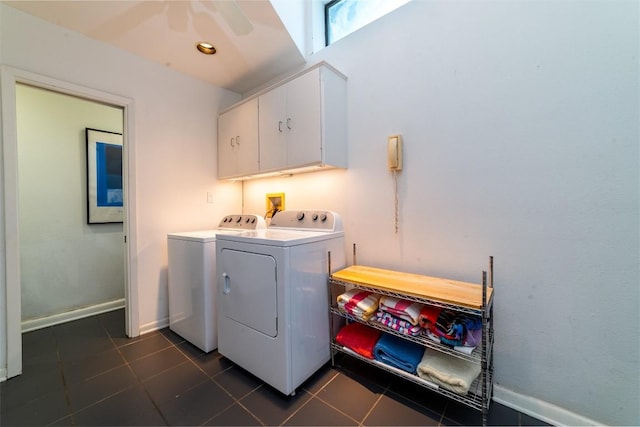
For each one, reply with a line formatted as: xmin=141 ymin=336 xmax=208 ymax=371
xmin=218 ymin=108 xmax=238 ymax=179
xmin=234 ymin=98 xmax=259 ymax=176
xmin=258 ymin=85 xmax=287 ymax=172
xmin=217 ymin=98 xmax=259 ymax=178
xmin=286 ymin=68 xmax=322 ymax=167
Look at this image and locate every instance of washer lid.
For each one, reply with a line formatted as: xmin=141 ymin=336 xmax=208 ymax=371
xmin=167 ymin=230 xmax=218 ymax=242
xmin=167 ymin=227 xmax=251 ymax=242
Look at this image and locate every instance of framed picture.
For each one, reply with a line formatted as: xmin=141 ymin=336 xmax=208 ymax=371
xmin=86 ymin=128 xmax=123 ymax=224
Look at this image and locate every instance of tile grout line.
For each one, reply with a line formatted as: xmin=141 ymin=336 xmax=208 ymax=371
xmin=163 ymin=331 xmax=268 ymax=426
xmin=46 ymin=326 xmax=76 ymax=426
xmin=105 ymin=319 xmax=173 ymax=426
xmin=198 ymin=395 xmax=267 ymax=427
xmin=357 ymin=379 xmax=390 ymax=426
xmin=277 ymin=364 xmax=341 ymax=426
xmin=332 ymin=357 xmax=448 ymax=426
xmin=279 ymin=368 xmax=359 ymax=426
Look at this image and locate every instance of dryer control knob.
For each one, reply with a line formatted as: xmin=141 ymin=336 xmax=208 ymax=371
xmin=236 ymin=217 xmax=242 ymax=223
xmin=296 ymin=212 xmax=305 ymax=221
xmin=312 ymin=213 xmax=319 ymax=221
xmin=320 ymin=213 xmax=328 ymax=222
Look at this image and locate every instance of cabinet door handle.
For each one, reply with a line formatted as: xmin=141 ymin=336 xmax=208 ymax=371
xmin=278 ymin=121 xmax=283 ymax=132
xmin=230 ymin=137 xmax=235 ymax=147
xmin=236 ymin=135 xmax=240 ymax=145
xmin=287 ymin=118 xmax=292 ymax=130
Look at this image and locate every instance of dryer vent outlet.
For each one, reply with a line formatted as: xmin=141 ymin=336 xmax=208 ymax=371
xmin=266 ymin=193 xmax=285 ymax=218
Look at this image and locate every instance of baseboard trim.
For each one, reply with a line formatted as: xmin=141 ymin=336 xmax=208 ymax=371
xmin=21 ymin=299 xmax=125 ymax=333
xmin=139 ymin=316 xmax=169 ymax=335
xmin=493 ymin=385 xmax=603 ymax=426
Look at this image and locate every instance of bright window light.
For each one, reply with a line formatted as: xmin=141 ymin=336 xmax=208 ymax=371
xmin=325 ymin=0 xmax=411 ymax=46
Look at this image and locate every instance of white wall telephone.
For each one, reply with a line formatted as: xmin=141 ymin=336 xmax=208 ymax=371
xmin=387 ymin=134 xmax=403 ymax=171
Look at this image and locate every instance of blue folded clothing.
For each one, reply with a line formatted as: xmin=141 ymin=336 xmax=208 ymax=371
xmin=373 ymin=333 xmax=425 ymax=374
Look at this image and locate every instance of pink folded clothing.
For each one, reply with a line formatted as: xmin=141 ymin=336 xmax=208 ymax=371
xmin=335 ymin=322 xmax=382 ymax=359
xmin=379 ymin=296 xmax=423 ymax=326
xmin=374 ymin=311 xmax=422 ymax=336
xmin=337 ymin=289 xmax=381 ymax=321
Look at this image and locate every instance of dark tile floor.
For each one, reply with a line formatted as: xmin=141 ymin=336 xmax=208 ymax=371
xmin=0 ymin=309 xmax=549 ymax=426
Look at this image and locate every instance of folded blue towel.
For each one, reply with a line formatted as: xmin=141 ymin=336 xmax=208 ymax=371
xmin=373 ymin=333 xmax=425 ymax=374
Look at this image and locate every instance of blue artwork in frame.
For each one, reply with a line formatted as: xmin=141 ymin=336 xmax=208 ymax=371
xmin=86 ymin=128 xmax=123 ymax=224
xmin=95 ymin=142 xmax=123 ymax=207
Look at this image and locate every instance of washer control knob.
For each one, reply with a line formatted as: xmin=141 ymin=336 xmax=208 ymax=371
xmin=312 ymin=213 xmax=319 ymax=221
xmin=245 ymin=218 xmax=251 ymax=223
xmin=235 ymin=216 xmax=242 ymax=223
xmin=320 ymin=213 xmax=327 ymax=222
xmin=296 ymin=212 xmax=305 ymax=221
xmin=251 ymin=217 xmax=256 ymax=223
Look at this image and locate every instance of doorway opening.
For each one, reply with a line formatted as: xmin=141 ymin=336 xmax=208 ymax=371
xmin=1 ymin=66 xmax=138 ymax=379
xmin=17 ymin=84 xmax=126 ymax=333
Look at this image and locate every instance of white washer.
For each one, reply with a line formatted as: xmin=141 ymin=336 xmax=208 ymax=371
xmin=167 ymin=214 xmax=266 ymax=352
xmin=216 ymin=210 xmax=346 ymax=395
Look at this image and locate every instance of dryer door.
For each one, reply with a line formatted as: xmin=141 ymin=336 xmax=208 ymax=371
xmin=218 ymin=249 xmax=277 ymax=337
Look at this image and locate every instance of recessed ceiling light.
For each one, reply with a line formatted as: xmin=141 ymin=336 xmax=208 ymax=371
xmin=196 ymin=42 xmax=216 ymax=55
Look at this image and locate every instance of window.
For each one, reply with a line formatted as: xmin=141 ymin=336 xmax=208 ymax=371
xmin=325 ymin=0 xmax=411 ymax=46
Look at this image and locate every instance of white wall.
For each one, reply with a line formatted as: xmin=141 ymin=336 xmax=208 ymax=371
xmin=1 ymin=1 xmax=638 ymax=425
xmin=16 ymin=84 xmax=124 ymax=321
xmin=244 ymin=1 xmax=639 ymax=425
xmin=0 ymin=4 xmax=241 ymax=339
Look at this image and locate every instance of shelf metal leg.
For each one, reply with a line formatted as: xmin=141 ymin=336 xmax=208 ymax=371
xmin=327 ymin=250 xmax=335 ymax=367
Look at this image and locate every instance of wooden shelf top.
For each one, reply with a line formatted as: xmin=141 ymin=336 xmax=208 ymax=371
xmin=330 ymin=265 xmax=492 ymax=309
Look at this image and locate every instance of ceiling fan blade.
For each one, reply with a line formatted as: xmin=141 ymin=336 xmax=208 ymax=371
xmin=208 ymin=0 xmax=254 ymax=36
xmin=88 ymin=1 xmax=166 ymax=40
xmin=165 ymin=1 xmax=190 ymax=33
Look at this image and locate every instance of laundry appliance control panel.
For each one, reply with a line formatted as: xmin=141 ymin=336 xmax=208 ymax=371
xmin=268 ymin=210 xmax=343 ymax=232
xmin=218 ymin=214 xmax=266 ymax=229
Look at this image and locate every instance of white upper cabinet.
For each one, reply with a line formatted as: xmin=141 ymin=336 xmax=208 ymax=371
xmin=217 ymin=62 xmax=347 ymax=180
xmin=259 ymin=67 xmax=324 ymax=172
xmin=217 ymin=98 xmax=259 ymax=179
xmin=257 ymin=83 xmax=288 ymax=171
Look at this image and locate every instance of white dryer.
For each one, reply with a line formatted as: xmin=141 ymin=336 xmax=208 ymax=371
xmin=167 ymin=214 xmax=265 ymax=352
xmin=215 ymin=210 xmax=346 ymax=395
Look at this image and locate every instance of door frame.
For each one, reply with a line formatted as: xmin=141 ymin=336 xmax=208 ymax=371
xmin=1 ymin=65 xmax=139 ymax=378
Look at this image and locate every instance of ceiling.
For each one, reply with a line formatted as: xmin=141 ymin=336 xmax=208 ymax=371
xmin=4 ymin=0 xmax=306 ymax=94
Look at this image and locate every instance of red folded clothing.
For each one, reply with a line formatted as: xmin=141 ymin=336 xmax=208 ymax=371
xmin=335 ymin=322 xmax=382 ymax=359
xmin=418 ymin=305 xmax=442 ymax=331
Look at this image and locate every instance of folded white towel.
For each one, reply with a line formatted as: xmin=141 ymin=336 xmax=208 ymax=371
xmin=416 ymin=348 xmax=481 ymax=395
